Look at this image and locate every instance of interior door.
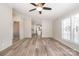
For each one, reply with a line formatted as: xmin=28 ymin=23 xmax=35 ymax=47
xmin=13 ymin=21 xmax=20 ymax=43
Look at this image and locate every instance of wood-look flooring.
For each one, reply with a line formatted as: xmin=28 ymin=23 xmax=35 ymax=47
xmin=1 ymin=38 xmax=79 ymax=56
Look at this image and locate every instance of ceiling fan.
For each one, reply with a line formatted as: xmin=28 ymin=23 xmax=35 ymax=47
xmin=29 ymin=3 xmax=52 ymax=14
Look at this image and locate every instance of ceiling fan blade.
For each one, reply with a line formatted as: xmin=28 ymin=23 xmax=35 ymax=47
xmin=39 ymin=11 xmax=42 ymax=14
xmin=29 ymin=8 xmax=36 ymax=12
xmin=43 ymin=7 xmax=52 ymax=10
xmin=30 ymin=3 xmax=37 ymax=6
xmin=41 ymin=3 xmax=45 ymax=6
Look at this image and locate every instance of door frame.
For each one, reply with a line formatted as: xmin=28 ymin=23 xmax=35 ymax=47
xmin=13 ymin=21 xmax=20 ymax=43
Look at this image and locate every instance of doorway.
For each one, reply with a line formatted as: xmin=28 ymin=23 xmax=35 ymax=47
xmin=32 ymin=24 xmax=42 ymax=38
xmin=13 ymin=21 xmax=20 ymax=43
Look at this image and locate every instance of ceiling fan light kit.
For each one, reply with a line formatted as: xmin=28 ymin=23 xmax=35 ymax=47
xmin=36 ymin=7 xmax=43 ymax=11
xmin=29 ymin=3 xmax=52 ymax=14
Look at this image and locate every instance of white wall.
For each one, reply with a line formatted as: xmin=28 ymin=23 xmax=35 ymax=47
xmin=23 ymin=16 xmax=53 ymax=38
xmin=24 ymin=16 xmax=32 ymax=38
xmin=53 ymin=19 xmax=61 ymax=40
xmin=0 ymin=4 xmax=13 ymax=51
xmin=42 ymin=19 xmax=53 ymax=38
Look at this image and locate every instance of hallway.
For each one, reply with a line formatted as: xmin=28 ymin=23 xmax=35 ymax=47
xmin=3 ymin=38 xmax=79 ymax=56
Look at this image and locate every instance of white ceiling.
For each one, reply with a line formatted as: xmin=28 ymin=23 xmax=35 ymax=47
xmin=7 ymin=3 xmax=79 ymax=24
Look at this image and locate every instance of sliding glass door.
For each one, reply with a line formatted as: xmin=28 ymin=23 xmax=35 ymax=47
xmin=62 ymin=17 xmax=71 ymax=40
xmin=62 ymin=14 xmax=79 ymax=44
xmin=72 ymin=15 xmax=79 ymax=44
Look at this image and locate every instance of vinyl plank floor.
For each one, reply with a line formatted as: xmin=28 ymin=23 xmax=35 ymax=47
xmin=1 ymin=38 xmax=79 ymax=56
